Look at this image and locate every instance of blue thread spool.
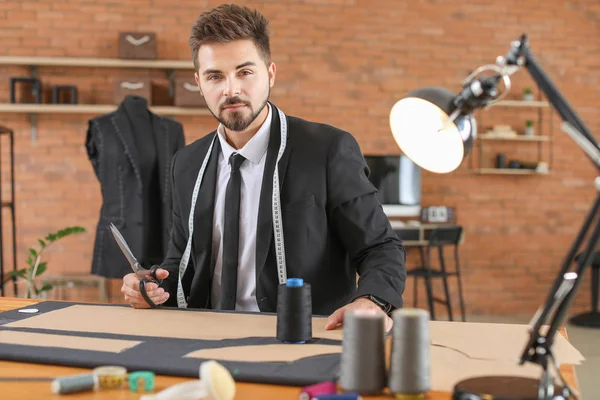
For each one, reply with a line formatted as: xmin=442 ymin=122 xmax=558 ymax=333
xmin=51 ymin=373 xmax=98 ymax=394
xmin=277 ymin=277 xmax=312 ymax=344
xmin=313 ymin=393 xmax=362 ymax=400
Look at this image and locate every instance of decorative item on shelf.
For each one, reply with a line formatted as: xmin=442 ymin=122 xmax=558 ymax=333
xmin=420 ymin=206 xmax=455 ymax=224
xmin=524 ymin=119 xmax=535 ymax=136
xmin=118 ymin=32 xmax=157 ymax=60
xmin=523 ymin=87 xmax=534 ymax=101
xmin=113 ymin=78 xmax=152 ymax=105
xmin=508 ymin=160 xmax=520 ymax=169
xmin=4 ymin=226 xmax=86 ymax=299
xmin=10 ymin=77 xmax=42 ymax=104
xmin=485 ymin=124 xmax=517 ymax=138
xmin=174 ymin=77 xmax=207 ymax=107
xmin=52 ymin=85 xmax=78 ymax=104
xmin=496 ymin=153 xmax=506 ymax=169
xmin=536 ymin=161 xmax=549 ymax=173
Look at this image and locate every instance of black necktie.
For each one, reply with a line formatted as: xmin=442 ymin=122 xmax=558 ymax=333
xmin=220 ymin=152 xmax=246 ymax=310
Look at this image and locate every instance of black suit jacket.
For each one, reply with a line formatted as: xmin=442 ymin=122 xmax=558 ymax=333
xmin=160 ymin=103 xmax=406 ymax=315
xmin=86 ymin=96 xmax=185 ymax=278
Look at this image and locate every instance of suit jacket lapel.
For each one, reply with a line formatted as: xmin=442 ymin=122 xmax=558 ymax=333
xmin=255 ymin=104 xmax=292 ymax=283
xmin=110 ymin=112 xmax=142 ymax=190
xmin=189 ymin=134 xmax=220 ymax=308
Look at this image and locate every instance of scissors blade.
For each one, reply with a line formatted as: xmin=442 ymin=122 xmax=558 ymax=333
xmin=109 ymin=223 xmax=142 ymax=273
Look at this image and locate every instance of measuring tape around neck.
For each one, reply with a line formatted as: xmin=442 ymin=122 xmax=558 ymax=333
xmin=176 ymin=107 xmax=288 ymax=308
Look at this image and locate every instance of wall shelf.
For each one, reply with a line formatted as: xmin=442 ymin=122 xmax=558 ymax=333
xmin=474 ymin=168 xmax=550 ymax=175
xmin=0 ymin=56 xmax=193 ymax=70
xmin=478 ymin=134 xmax=552 ymax=142
xmin=494 ymin=100 xmax=550 ymax=108
xmin=470 ymin=92 xmax=554 ymax=174
xmin=0 ymin=55 xmax=204 ymax=141
xmin=0 ymin=103 xmax=210 ymax=116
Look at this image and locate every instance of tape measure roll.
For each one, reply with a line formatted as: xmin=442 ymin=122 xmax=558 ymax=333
xmin=93 ymin=366 xmax=127 ymax=389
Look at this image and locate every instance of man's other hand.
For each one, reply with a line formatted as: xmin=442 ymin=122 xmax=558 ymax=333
xmin=325 ymin=297 xmax=393 ymax=333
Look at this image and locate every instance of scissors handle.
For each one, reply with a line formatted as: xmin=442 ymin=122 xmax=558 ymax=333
xmin=139 ymin=265 xmax=163 ymax=309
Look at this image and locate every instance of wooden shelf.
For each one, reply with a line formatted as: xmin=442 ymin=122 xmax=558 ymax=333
xmin=474 ymin=168 xmax=549 ymax=175
xmin=0 ymin=56 xmax=193 ymax=70
xmin=494 ymin=100 xmax=550 ymax=108
xmin=478 ymin=134 xmax=552 ymax=142
xmin=0 ymin=103 xmax=210 ymax=116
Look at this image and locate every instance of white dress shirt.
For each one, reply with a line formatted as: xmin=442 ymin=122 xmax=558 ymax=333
xmin=210 ymin=104 xmax=272 ymax=311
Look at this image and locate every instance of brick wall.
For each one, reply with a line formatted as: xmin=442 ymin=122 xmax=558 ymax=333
xmin=0 ymin=0 xmax=598 ymax=316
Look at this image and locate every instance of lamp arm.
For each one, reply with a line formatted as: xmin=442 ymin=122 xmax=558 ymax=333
xmin=518 ymin=36 xmax=600 ymax=169
xmin=504 ymin=36 xmax=600 ymax=373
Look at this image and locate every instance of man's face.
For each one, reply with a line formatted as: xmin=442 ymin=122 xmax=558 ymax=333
xmin=195 ymin=39 xmax=275 ymax=132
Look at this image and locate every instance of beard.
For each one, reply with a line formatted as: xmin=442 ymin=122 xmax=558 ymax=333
xmin=212 ymin=90 xmax=270 ymax=132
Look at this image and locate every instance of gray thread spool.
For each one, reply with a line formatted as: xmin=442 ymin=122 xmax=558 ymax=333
xmin=338 ymin=309 xmax=387 ymax=395
xmin=51 ymin=373 xmax=98 ymax=394
xmin=388 ymin=308 xmax=431 ymax=396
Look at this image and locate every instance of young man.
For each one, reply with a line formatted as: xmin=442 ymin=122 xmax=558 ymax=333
xmin=121 ymin=4 xmax=406 ymax=331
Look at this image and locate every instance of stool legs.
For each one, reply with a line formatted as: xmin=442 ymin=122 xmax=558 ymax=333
xmin=592 ymin=265 xmax=599 ymax=313
xmin=438 ymin=246 xmax=454 ymax=321
xmin=455 ymin=246 xmax=467 ymax=322
xmin=424 ymin=247 xmax=436 ymax=320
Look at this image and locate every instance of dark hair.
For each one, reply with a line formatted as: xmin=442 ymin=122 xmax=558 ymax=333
xmin=189 ymin=3 xmax=271 ymax=71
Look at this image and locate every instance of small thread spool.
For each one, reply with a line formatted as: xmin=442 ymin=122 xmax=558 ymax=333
xmin=338 ymin=309 xmax=387 ymax=395
xmin=298 ymin=380 xmax=337 ymax=400
xmin=93 ymin=365 xmax=127 ymax=389
xmin=277 ymin=278 xmax=312 ymax=343
xmin=313 ymin=393 xmax=361 ymax=400
xmin=51 ymin=373 xmax=98 ymax=395
xmin=388 ymin=308 xmax=430 ymax=397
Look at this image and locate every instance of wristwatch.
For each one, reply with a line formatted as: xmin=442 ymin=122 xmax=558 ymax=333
xmin=365 ymin=295 xmax=393 ymax=315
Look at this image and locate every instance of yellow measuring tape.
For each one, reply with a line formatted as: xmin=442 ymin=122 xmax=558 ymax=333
xmin=93 ymin=366 xmax=128 ymax=389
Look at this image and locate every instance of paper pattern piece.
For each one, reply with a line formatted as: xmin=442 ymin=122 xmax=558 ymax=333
xmin=185 ymin=344 xmax=342 ymax=362
xmin=0 ymin=330 xmax=140 ymax=353
xmin=429 ymin=321 xmax=584 ymax=365
xmin=6 ymin=305 xmax=343 ymax=341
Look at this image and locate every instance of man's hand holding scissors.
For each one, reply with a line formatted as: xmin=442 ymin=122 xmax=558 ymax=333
xmin=109 ymin=223 xmax=171 ymax=309
xmin=121 ymin=268 xmax=170 ymax=309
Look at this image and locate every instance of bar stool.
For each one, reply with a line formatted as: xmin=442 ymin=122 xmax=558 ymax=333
xmin=406 ymin=226 xmax=466 ymax=321
xmin=569 ymin=251 xmax=600 ymax=328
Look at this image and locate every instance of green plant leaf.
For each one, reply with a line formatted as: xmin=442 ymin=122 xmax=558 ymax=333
xmin=40 ymin=283 xmax=53 ymax=292
xmin=35 ymin=262 xmax=47 ymax=276
xmin=38 ymin=239 xmax=46 ymax=248
xmin=29 ymin=248 xmax=37 ymax=257
xmin=7 ymin=269 xmax=27 ymax=278
xmin=26 ymin=256 xmax=33 ymax=265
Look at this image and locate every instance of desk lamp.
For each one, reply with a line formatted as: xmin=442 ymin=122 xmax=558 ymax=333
xmin=389 ymin=34 xmax=597 ymax=400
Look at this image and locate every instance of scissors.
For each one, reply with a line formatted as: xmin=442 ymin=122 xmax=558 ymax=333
xmin=109 ymin=223 xmax=163 ymax=308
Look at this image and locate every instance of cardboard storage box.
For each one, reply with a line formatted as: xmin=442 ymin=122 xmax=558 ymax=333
xmin=118 ymin=32 xmax=157 ymax=60
xmin=113 ymin=78 xmax=152 ymax=104
xmin=174 ymin=77 xmax=207 ymax=107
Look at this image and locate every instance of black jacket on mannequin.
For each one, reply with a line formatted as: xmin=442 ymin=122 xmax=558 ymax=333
xmin=85 ymin=95 xmax=185 ymax=278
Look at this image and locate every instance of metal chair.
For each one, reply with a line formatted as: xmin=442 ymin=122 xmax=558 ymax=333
xmin=406 ymin=226 xmax=466 ymax=321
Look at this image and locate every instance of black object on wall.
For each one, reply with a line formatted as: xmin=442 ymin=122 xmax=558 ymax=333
xmin=0 ymin=126 xmax=17 ymax=297
xmin=364 ymin=155 xmax=421 ymax=206
xmin=52 ymin=85 xmax=78 ymax=104
xmin=10 ymin=77 xmax=42 ymax=104
xmin=85 ymin=95 xmax=185 ymax=279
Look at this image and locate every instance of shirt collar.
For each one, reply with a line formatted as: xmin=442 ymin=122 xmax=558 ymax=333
xmin=216 ymin=103 xmax=272 ymax=165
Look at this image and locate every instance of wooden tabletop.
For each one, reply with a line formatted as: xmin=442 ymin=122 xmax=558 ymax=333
xmin=0 ymin=297 xmax=579 ymax=399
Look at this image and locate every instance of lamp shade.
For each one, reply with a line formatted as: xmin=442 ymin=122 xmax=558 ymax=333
xmin=389 ymin=87 xmax=477 ymax=174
